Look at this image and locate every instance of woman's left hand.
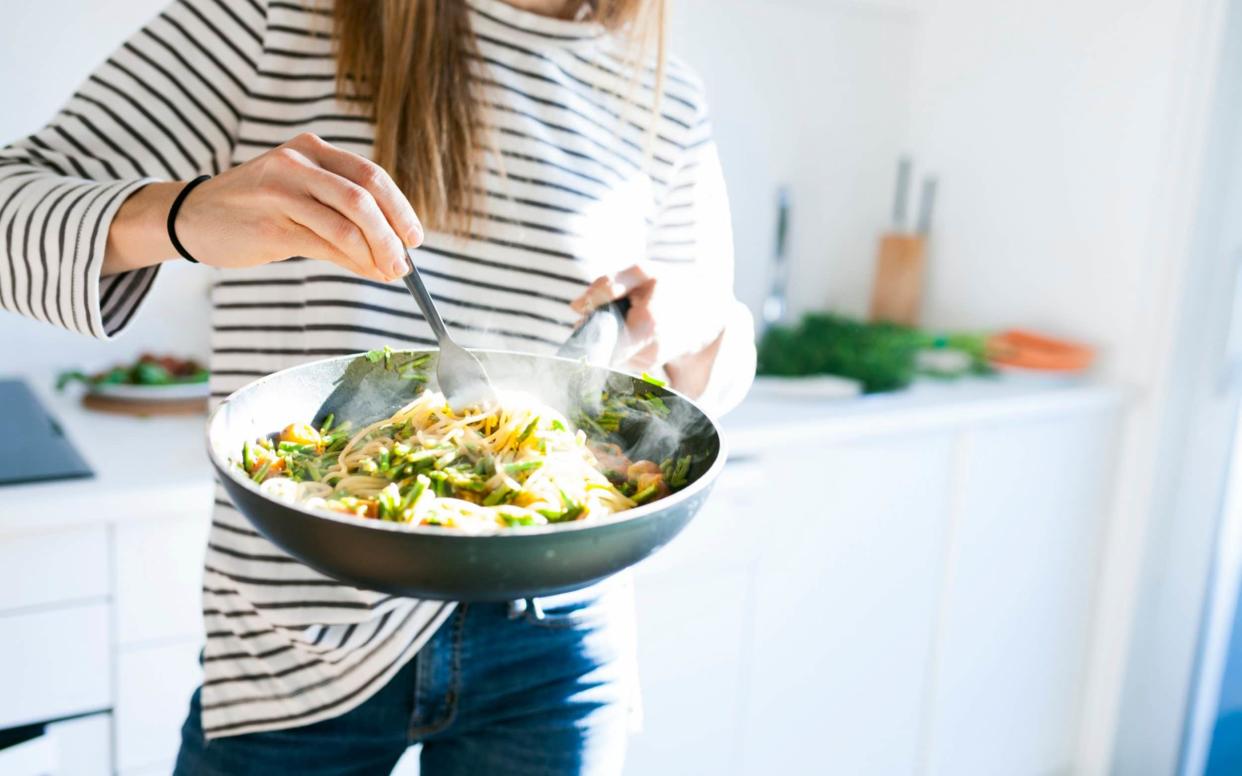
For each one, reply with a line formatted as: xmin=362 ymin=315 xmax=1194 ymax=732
xmin=570 ymin=263 xmax=726 ymax=375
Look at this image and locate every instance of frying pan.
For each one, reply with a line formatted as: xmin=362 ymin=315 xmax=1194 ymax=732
xmin=206 ymin=311 xmax=726 ymax=602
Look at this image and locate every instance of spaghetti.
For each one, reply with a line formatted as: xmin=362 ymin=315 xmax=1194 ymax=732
xmin=238 ymin=389 xmax=690 ymax=533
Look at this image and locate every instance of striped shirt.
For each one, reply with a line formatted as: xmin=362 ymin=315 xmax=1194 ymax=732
xmin=0 ymin=0 xmax=751 ymax=738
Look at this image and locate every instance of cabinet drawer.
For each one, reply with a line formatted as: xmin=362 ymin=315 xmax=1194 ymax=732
xmin=0 ymin=604 xmax=111 ymax=728
xmin=0 ymin=713 xmax=112 ymax=776
xmin=0 ymin=526 xmax=109 ymax=612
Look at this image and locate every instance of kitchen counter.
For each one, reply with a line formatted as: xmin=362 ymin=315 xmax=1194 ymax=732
xmin=0 ymin=370 xmax=1126 ymax=776
xmin=728 ymin=374 xmax=1123 ymax=453
xmin=0 ymin=378 xmax=213 ymax=536
xmin=0 ymin=372 xmax=1123 ymax=536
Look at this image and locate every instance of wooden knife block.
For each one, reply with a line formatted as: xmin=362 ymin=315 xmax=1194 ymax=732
xmin=869 ymin=233 xmax=926 ymax=326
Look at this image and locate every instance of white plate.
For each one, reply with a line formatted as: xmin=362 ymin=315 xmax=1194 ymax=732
xmin=87 ymin=381 xmax=210 ymax=401
xmin=748 ymin=375 xmax=863 ymax=401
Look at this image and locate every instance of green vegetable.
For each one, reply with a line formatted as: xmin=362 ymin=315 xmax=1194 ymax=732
xmin=644 ymin=394 xmax=669 ymax=415
xmin=131 ymin=361 xmax=172 ymax=385
xmin=365 ymin=346 xmax=394 ymax=368
xmin=661 ymin=455 xmax=692 ymax=489
xmin=499 ymin=511 xmax=545 ymax=527
xmin=640 ymin=372 xmax=667 ymax=387
xmin=377 ymin=483 xmax=402 ymax=520
xmin=251 ymin=459 xmax=272 ymax=483
xmin=402 ymin=474 xmax=431 ymax=510
xmin=516 ymin=418 xmax=539 ymax=443
xmin=757 ymin=313 xmax=995 ymax=393
xmin=757 ymin=313 xmax=922 ymax=393
xmin=632 ymin=483 xmax=660 ymax=504
xmin=55 ymin=371 xmax=90 ymax=391
xmin=558 ymin=489 xmax=585 ymax=521
xmin=504 ymin=460 xmax=543 ymax=476
xmin=483 ymin=484 xmax=513 ymax=506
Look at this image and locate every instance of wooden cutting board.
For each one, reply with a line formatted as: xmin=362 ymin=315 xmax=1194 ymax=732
xmin=81 ymin=394 xmax=208 ymax=416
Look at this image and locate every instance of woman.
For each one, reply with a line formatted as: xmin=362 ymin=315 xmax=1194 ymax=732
xmin=0 ymin=0 xmax=754 ymax=772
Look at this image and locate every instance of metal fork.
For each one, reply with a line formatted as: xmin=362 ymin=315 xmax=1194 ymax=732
xmin=401 ymin=249 xmax=497 ymax=409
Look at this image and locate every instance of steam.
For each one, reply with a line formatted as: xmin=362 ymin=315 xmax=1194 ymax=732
xmin=307 ymin=306 xmax=713 ymax=475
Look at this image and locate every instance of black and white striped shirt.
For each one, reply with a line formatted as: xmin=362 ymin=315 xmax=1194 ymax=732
xmin=0 ymin=0 xmax=750 ymax=738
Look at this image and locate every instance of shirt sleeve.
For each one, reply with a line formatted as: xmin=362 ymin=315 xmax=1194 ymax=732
xmin=646 ymin=98 xmax=756 ymax=415
xmin=0 ymin=0 xmax=267 ymax=339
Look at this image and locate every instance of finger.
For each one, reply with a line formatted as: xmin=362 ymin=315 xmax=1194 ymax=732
xmin=282 ymin=198 xmax=391 ymax=282
xmin=286 ymin=225 xmax=378 ymax=279
xmin=297 ymin=164 xmax=407 ymax=279
xmin=289 ymin=133 xmax=424 ymax=249
xmin=570 ymin=264 xmax=655 ymax=313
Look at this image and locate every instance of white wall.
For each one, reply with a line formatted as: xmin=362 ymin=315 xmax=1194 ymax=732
xmin=900 ymin=1 xmax=1230 ymax=774
xmin=0 ymin=0 xmax=211 ymax=381
xmin=0 ymin=0 xmax=918 ymax=382
xmin=669 ymin=0 xmax=917 ymax=320
xmin=906 ymin=0 xmax=1193 ymax=365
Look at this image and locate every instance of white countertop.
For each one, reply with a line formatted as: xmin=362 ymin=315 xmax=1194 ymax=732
xmin=727 ymin=374 xmax=1124 ymax=453
xmin=0 ymin=372 xmax=1124 ymax=537
xmin=1 ymin=378 xmax=214 ymax=536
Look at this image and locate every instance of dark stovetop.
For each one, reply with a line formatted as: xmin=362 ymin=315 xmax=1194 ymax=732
xmin=0 ymin=378 xmax=93 ymax=487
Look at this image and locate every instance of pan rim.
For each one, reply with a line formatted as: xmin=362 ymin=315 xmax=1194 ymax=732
xmin=205 ymin=348 xmax=728 ymax=539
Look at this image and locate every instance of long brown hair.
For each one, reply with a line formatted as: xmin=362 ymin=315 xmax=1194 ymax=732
xmin=333 ymin=1 xmax=667 ymax=234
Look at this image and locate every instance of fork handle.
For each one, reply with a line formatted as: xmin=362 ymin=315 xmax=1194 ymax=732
xmin=403 ymin=250 xmax=450 ymax=344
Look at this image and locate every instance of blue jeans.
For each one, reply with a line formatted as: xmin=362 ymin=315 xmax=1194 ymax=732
xmin=173 ymin=581 xmax=636 ymax=775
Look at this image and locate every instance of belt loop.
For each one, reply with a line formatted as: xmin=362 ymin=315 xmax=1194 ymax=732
xmin=526 ymin=597 xmax=546 ymax=622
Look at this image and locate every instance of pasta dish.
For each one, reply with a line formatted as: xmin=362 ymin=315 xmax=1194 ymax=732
xmin=238 ymin=384 xmax=691 ymax=533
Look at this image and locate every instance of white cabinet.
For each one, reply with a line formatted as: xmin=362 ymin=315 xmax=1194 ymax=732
xmin=0 ymin=526 xmax=108 ymax=611
xmin=47 ymin=714 xmax=112 ymax=776
xmin=741 ymin=433 xmax=954 ymax=776
xmin=0 ymin=382 xmax=1120 ymax=776
xmin=115 ymin=640 xmax=202 ymax=773
xmin=922 ymin=410 xmax=1117 ymax=776
xmin=627 ymin=456 xmax=762 ymax=775
xmin=115 ymin=514 xmax=209 ymax=645
xmin=0 ymin=604 xmax=111 ymax=729
xmin=626 ymin=386 xmax=1120 ymax=776
xmin=0 ymin=713 xmax=111 ymax=776
xmin=629 ymin=556 xmax=749 ymax=775
xmin=113 ymin=513 xmax=209 ymax=773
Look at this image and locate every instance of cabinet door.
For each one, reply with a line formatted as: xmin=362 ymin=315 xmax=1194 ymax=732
xmin=626 ymin=459 xmax=763 ymax=776
xmin=115 ymin=514 xmax=209 ymax=646
xmin=48 ymin=713 xmax=112 ymax=776
xmin=923 ymin=409 xmax=1117 ymax=776
xmin=741 ymin=432 xmax=955 ymax=776
xmin=628 ymin=562 xmax=750 ymax=776
xmin=115 ymin=640 xmax=202 ymax=773
xmin=0 ymin=604 xmax=111 ymax=729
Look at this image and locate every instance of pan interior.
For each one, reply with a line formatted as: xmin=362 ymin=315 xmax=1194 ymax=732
xmin=209 ymin=350 xmax=721 ymax=503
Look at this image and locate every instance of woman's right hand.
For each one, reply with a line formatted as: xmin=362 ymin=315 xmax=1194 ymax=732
xmin=104 ymin=133 xmax=423 ymax=281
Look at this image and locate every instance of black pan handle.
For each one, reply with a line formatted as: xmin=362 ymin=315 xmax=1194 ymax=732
xmin=557 ymin=297 xmax=631 ymax=365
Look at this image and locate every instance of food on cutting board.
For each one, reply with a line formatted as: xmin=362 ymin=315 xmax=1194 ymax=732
xmin=57 ymin=353 xmax=208 ymax=390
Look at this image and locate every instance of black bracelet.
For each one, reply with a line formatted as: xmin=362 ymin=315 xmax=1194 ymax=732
xmin=167 ymin=174 xmax=211 ymax=264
